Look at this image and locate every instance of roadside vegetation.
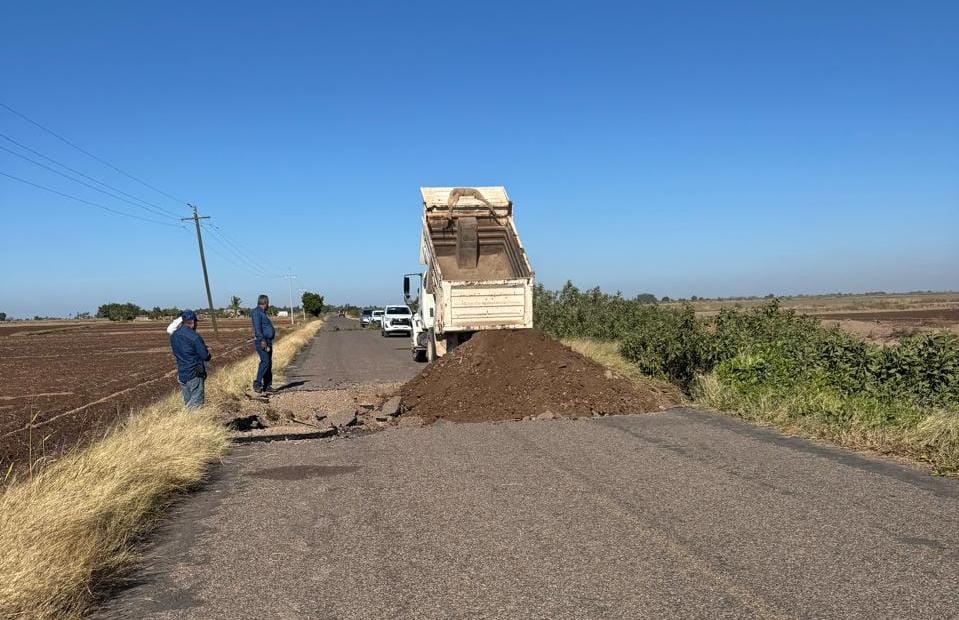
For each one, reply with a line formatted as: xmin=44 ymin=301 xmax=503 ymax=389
xmin=0 ymin=319 xmax=323 ymax=619
xmin=536 ymin=283 xmax=959 ymax=474
xmin=301 ymin=291 xmax=325 ymax=317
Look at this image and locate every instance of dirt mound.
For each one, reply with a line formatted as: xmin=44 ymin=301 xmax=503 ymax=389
xmin=399 ymin=329 xmax=671 ymax=424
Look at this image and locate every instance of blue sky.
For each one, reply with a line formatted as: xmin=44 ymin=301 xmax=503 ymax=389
xmin=1 ymin=1 xmax=956 ymax=317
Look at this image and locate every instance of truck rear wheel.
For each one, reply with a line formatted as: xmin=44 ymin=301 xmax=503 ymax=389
xmin=427 ymin=333 xmax=436 ymax=362
xmin=412 ymin=348 xmax=427 ymax=362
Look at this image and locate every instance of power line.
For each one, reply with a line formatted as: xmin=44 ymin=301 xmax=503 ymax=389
xmin=203 ymin=223 xmax=285 ymax=277
xmin=0 ymin=132 xmax=183 ymax=218
xmin=0 ymin=100 xmax=186 ymax=204
xmin=202 ymin=226 xmax=270 ymax=277
xmin=203 ymin=240 xmax=269 ymax=277
xmin=0 ymin=170 xmax=183 ymax=228
xmin=207 ymin=222 xmax=286 ymax=276
xmin=203 ymin=224 xmax=268 ymax=273
xmin=0 ymin=143 xmax=181 ymax=221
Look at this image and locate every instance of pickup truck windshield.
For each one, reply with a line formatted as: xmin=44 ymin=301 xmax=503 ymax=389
xmin=386 ymin=306 xmax=411 ymax=315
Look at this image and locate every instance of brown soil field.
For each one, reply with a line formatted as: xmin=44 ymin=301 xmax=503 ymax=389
xmin=682 ymin=294 xmax=959 ymax=343
xmin=812 ymin=308 xmax=959 ymax=325
xmin=683 ymin=292 xmax=959 ymax=315
xmin=0 ymin=318 xmax=294 ymax=472
xmin=812 ymin=308 xmax=959 ymax=343
xmin=399 ymin=329 xmax=678 ymax=424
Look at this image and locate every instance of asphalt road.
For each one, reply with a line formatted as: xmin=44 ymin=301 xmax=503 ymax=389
xmin=103 ymin=319 xmax=959 ymax=619
xmin=283 ymin=316 xmax=421 ymax=389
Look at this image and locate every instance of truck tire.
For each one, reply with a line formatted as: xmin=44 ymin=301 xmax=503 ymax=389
xmin=427 ymin=333 xmax=436 ymax=362
xmin=412 ymin=348 xmax=427 ymax=362
xmin=381 ymin=329 xmax=386 ymax=337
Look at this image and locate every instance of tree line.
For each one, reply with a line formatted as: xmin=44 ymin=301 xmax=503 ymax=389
xmin=94 ymin=291 xmax=325 ymax=322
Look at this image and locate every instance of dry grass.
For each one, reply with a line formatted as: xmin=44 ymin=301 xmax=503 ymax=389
xmin=694 ymin=373 xmax=959 ymax=475
xmin=559 ymin=342 xmax=959 ymax=475
xmin=912 ymin=410 xmax=959 ymax=470
xmin=0 ymin=319 xmax=323 ymax=619
xmin=562 ymin=338 xmax=686 ymax=408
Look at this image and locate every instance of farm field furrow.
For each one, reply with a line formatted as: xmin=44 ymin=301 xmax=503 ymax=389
xmin=0 ymin=319 xmax=291 ymax=471
xmin=812 ymin=308 xmax=959 ymax=324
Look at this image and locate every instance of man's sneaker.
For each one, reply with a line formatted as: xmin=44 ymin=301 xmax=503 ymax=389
xmin=252 ymin=385 xmax=263 ymax=394
xmin=263 ymin=386 xmax=278 ymax=394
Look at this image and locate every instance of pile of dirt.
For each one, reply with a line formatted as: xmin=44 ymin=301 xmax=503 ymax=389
xmin=399 ymin=329 xmax=673 ymax=424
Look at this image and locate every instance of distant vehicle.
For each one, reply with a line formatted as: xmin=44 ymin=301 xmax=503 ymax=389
xmin=370 ymin=309 xmax=384 ymax=326
xmin=360 ymin=308 xmax=373 ymax=325
xmin=277 ymin=310 xmax=290 ymax=318
xmin=380 ymin=305 xmax=413 ymax=337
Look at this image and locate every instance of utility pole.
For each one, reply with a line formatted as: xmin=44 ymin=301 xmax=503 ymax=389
xmin=182 ymin=204 xmax=219 ymax=337
xmin=284 ymin=272 xmax=297 ymax=325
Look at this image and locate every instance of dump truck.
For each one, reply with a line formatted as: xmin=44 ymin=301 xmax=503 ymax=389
xmin=404 ymin=186 xmax=534 ymax=362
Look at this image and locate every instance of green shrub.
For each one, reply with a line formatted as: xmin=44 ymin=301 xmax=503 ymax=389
xmin=534 ymin=282 xmax=959 ymax=411
xmin=301 ymin=292 xmax=325 ymax=317
xmin=619 ymin=305 xmax=708 ymax=387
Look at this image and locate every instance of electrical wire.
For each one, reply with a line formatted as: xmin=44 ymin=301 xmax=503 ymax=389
xmin=202 ymin=241 xmax=268 ymax=277
xmin=1 ymin=102 xmax=294 ymax=282
xmin=207 ymin=222 xmax=287 ymax=276
xmin=0 ymin=170 xmax=183 ymax=228
xmin=0 ymin=101 xmax=186 ymax=204
xmin=0 ymin=144 xmax=181 ymax=221
xmin=202 ymin=234 xmax=281 ymax=279
xmin=203 ymin=225 xmax=270 ymax=276
xmin=0 ymin=132 xmax=183 ymax=218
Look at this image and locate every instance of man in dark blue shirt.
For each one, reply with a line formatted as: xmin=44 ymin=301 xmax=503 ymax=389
xmin=169 ymin=309 xmax=212 ymax=408
xmin=251 ymin=294 xmax=276 ymax=393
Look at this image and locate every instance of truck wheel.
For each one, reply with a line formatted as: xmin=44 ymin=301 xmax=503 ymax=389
xmin=412 ymin=348 xmax=427 ymax=362
xmin=427 ymin=334 xmax=436 ymax=362
xmin=381 ymin=329 xmax=386 ymax=337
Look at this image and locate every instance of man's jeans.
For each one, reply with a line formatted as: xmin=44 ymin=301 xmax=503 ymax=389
xmin=179 ymin=376 xmax=205 ymax=408
xmin=253 ymin=341 xmax=273 ymax=390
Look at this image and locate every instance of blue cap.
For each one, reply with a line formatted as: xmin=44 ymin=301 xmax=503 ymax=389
xmin=181 ymin=310 xmax=198 ymax=321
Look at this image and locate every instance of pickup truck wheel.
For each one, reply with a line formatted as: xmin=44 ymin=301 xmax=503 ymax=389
xmin=381 ymin=329 xmax=386 ymax=337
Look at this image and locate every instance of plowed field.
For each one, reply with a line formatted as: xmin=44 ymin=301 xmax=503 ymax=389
xmin=0 ymin=318 xmax=292 ymax=472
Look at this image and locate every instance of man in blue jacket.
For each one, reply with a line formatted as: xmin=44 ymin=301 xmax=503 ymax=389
xmin=169 ymin=309 xmax=211 ymax=408
xmin=251 ymin=294 xmax=276 ymax=393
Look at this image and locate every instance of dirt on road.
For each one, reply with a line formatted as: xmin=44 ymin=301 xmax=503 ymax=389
xmin=399 ymin=329 xmax=678 ymax=424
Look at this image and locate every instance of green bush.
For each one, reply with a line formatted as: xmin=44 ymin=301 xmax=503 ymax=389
xmin=301 ymin=292 xmax=325 ymax=317
xmin=534 ymin=282 xmax=959 ymax=472
xmin=619 ymin=305 xmax=708 ymax=387
xmin=534 ymin=282 xmax=959 ymax=409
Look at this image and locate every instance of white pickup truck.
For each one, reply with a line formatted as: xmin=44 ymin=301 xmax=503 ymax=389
xmin=404 ymin=186 xmax=534 ymax=362
xmin=380 ymin=305 xmax=413 ymax=337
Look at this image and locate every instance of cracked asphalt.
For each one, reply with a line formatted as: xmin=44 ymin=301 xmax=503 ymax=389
xmin=102 ymin=318 xmax=959 ymax=619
